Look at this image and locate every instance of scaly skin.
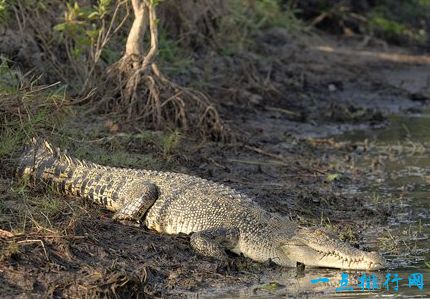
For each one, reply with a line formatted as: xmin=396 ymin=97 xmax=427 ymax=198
xmin=17 ymin=139 xmax=387 ymax=270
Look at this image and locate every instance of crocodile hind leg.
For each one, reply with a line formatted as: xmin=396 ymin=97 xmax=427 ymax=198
xmin=190 ymin=227 xmax=240 ymax=260
xmin=112 ymin=182 xmax=158 ymax=226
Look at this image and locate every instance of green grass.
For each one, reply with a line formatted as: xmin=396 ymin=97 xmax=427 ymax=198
xmin=250 ymin=0 xmax=304 ymax=30
xmin=72 ymin=143 xmax=160 ymax=169
xmin=0 ymin=127 xmax=23 ymax=158
xmin=0 ymin=61 xmax=70 ymax=159
xmin=0 ymin=179 xmax=71 ymax=235
xmin=0 ymin=59 xmax=73 ymax=236
xmin=53 ymin=123 xmax=183 ymax=172
xmin=161 ymin=130 xmax=181 ymax=158
xmin=218 ymin=0 xmax=305 ymax=55
xmin=157 ymin=29 xmax=194 ymax=75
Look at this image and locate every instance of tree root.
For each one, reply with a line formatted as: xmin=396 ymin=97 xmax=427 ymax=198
xmin=90 ymin=0 xmax=227 ymax=141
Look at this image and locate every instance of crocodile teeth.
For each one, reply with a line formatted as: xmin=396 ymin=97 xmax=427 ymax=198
xmin=319 ymin=252 xmax=328 ymax=260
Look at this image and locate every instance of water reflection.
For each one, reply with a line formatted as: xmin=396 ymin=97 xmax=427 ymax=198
xmin=191 ymin=268 xmax=429 ymax=298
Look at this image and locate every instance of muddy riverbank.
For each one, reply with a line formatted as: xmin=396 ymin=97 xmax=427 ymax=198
xmin=0 ymin=29 xmax=429 ymax=297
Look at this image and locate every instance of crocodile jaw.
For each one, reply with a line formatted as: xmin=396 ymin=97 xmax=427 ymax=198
xmin=281 ymin=227 xmax=387 ymax=270
xmin=282 ymin=244 xmax=386 ymax=270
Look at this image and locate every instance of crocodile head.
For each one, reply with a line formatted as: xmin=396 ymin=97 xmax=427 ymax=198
xmin=280 ymin=227 xmax=387 ymax=270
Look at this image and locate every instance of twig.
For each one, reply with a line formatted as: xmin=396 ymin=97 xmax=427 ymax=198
xmin=227 ymin=159 xmax=288 ymax=167
xmin=265 ymin=106 xmax=301 ymax=117
xmin=244 ymin=145 xmax=287 ymax=162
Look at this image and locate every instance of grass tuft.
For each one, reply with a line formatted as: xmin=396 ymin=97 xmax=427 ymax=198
xmin=0 ymin=60 xmax=70 ymax=160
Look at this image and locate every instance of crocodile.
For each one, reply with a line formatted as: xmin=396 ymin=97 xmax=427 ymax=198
xmin=16 ymin=139 xmax=387 ymax=270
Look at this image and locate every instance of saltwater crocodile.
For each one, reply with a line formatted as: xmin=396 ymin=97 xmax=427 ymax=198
xmin=17 ymin=139 xmax=387 ymax=270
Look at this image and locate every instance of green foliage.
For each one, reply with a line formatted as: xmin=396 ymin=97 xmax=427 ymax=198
xmin=0 ymin=57 xmax=22 ymax=91
xmin=369 ymin=16 xmax=408 ymax=40
xmin=289 ymin=0 xmax=429 ymax=46
xmin=251 ymin=0 xmax=303 ymax=30
xmin=157 ymin=29 xmax=193 ymax=75
xmin=151 ymin=0 xmax=163 ymax=6
xmin=54 ymin=1 xmax=112 ymax=60
xmin=0 ymin=0 xmax=8 ymax=23
xmin=368 ymin=0 xmax=429 ymax=45
xmin=0 ymin=0 xmax=51 ymax=24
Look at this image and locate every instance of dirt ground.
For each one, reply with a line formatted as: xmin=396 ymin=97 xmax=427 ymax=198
xmin=0 ymin=27 xmax=429 ymax=298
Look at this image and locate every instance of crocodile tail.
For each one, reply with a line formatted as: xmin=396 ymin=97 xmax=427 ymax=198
xmin=16 ymin=139 xmax=127 ymax=211
xmin=17 ymin=138 xmax=48 ymax=179
xmin=21 ymin=137 xmax=59 ymax=158
xmin=17 ymin=138 xmax=76 ymax=182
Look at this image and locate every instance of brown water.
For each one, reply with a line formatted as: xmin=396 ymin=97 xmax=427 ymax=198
xmin=190 ymin=112 xmax=430 ymax=298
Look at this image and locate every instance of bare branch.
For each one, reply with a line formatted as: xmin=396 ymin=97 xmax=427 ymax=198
xmin=139 ymin=0 xmax=159 ymax=71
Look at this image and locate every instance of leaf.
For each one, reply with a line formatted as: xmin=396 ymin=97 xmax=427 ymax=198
xmin=86 ymin=28 xmax=100 ymax=39
xmin=53 ymin=23 xmax=67 ymax=32
xmin=87 ymin=11 xmax=99 ymax=20
xmin=73 ymin=1 xmax=80 ymax=11
xmin=100 ymin=0 xmax=112 ymax=9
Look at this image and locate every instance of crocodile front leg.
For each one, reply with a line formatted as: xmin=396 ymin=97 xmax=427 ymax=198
xmin=112 ymin=182 xmax=158 ymax=226
xmin=190 ymin=227 xmax=240 ymax=260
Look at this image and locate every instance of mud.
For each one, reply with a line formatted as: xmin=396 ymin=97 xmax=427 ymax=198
xmin=1 ymin=27 xmax=429 ymax=298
